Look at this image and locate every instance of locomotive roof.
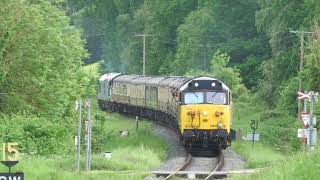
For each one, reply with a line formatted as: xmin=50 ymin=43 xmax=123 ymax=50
xmin=99 ymin=74 xmax=230 ymax=91
xmin=179 ymin=77 xmax=230 ymax=91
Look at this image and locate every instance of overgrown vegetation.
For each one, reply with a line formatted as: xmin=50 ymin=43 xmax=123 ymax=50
xmin=0 ymin=0 xmax=89 ymax=157
xmin=233 ymin=101 xmax=301 ymax=153
xmin=0 ymin=0 xmax=87 ymax=117
xmin=0 ymin=113 xmax=167 ymax=180
xmin=0 ymin=114 xmax=74 ymax=156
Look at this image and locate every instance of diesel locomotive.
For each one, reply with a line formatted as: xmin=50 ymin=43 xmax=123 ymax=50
xmin=97 ymin=73 xmax=232 ymax=152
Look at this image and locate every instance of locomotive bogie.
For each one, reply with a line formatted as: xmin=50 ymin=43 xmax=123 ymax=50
xmin=182 ymin=129 xmax=229 ymax=152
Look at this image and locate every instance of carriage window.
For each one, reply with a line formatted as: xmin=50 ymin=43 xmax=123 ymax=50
xmin=184 ymin=92 xmax=204 ymax=104
xmin=206 ymin=92 xmax=227 ymax=104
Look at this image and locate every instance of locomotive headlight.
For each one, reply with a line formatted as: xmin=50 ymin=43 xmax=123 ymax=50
xmin=203 ymin=111 xmax=208 ymax=116
xmin=194 ymin=82 xmax=199 ymax=87
xmin=217 ymin=122 xmax=223 ymax=129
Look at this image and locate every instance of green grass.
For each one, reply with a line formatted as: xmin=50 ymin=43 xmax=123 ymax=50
xmin=232 ymin=102 xmax=264 ymax=133
xmin=0 ymin=112 xmax=167 ymax=180
xmin=232 ymin=148 xmax=320 ymax=180
xmin=232 ymin=141 xmax=285 ymax=168
xmin=102 ymin=113 xmax=166 ymax=152
xmin=232 ymin=101 xmax=300 ymax=152
xmin=231 ymin=102 xmax=289 ymax=169
xmin=230 ymin=101 xmax=319 ymax=179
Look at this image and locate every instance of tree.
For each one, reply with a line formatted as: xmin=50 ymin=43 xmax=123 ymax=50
xmin=0 ymin=0 xmax=87 ymax=118
xmin=255 ymin=0 xmax=309 ymax=106
xmin=186 ymin=51 xmax=247 ymax=98
xmin=173 ymin=0 xmax=270 ymax=89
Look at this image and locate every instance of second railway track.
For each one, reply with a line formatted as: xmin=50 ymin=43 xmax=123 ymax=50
xmin=161 ymin=151 xmax=225 ymax=180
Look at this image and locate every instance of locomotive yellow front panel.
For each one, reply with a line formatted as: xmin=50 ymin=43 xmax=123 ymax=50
xmin=179 ymin=104 xmax=231 ymax=133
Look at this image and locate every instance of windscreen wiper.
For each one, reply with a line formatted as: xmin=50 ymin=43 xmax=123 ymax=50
xmin=211 ymin=92 xmax=218 ymax=99
xmin=191 ymin=92 xmax=199 ymax=103
xmin=191 ymin=92 xmax=198 ymax=98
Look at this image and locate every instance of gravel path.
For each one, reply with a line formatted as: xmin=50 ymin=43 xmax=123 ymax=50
xmin=152 ymin=124 xmax=188 ymax=171
xmin=221 ymin=148 xmax=245 ymax=171
xmin=184 ymin=157 xmax=217 ymax=172
xmin=144 ymin=125 xmax=188 ymax=180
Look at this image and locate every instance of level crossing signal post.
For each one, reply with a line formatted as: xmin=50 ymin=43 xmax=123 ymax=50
xmin=84 ymin=99 xmax=92 ymax=171
xmin=75 ymin=99 xmax=92 ymax=172
xmin=297 ymin=91 xmax=318 ymax=152
xmin=75 ymin=100 xmax=82 ymax=172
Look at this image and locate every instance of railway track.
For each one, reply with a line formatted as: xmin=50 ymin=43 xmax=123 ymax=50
xmin=163 ymin=153 xmax=192 ymax=180
xmin=204 ymin=152 xmax=224 ymax=180
xmin=160 ymin=152 xmax=225 ymax=180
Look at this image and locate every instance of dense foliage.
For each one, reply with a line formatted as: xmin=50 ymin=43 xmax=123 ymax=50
xmin=0 ymin=114 xmax=73 ymax=155
xmin=0 ymin=0 xmax=87 ymax=117
xmin=71 ymin=0 xmax=270 ymax=89
xmin=0 ymin=0 xmax=88 ymax=156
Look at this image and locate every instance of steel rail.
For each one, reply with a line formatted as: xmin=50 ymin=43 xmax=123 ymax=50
xmin=163 ymin=153 xmax=192 ymax=180
xmin=204 ymin=152 xmax=224 ymax=180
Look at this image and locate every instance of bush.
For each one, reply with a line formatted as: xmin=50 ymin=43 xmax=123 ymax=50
xmin=91 ymin=112 xmax=108 ymax=153
xmin=275 ymin=77 xmax=299 ymax=114
xmin=258 ymin=113 xmax=301 ymax=152
xmin=0 ymin=114 xmax=74 ymax=156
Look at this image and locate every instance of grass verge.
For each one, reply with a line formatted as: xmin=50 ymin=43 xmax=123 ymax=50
xmin=232 ymin=148 xmax=320 ymax=180
xmin=232 ymin=141 xmax=285 ymax=168
xmin=231 ymin=101 xmax=290 ymax=169
xmin=230 ymin=100 xmax=320 ymax=179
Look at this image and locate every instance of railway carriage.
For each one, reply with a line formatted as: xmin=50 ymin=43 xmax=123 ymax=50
xmin=98 ymin=73 xmax=232 ymax=152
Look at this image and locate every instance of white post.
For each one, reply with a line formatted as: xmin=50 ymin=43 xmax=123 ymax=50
xmin=76 ymin=100 xmax=81 ymax=172
xmin=303 ymin=90 xmax=307 ymax=113
xmin=309 ymin=92 xmax=314 ymax=151
xmin=85 ymin=99 xmax=91 ymax=171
